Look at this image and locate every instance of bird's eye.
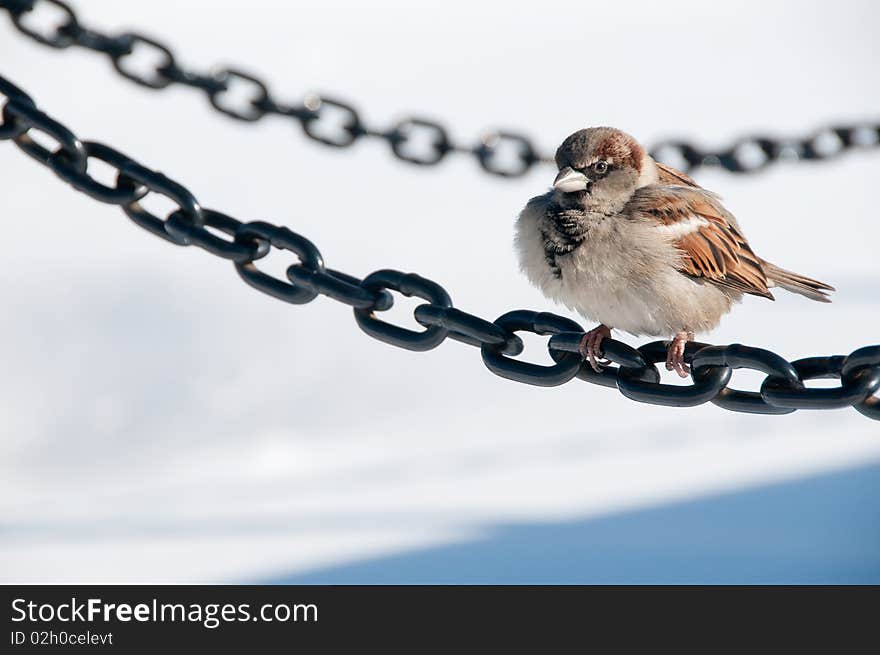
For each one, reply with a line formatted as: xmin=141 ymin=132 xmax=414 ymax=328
xmin=592 ymin=161 xmax=609 ymax=174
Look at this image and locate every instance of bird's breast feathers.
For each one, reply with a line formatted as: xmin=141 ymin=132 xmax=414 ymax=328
xmin=514 ymin=191 xmax=737 ymax=335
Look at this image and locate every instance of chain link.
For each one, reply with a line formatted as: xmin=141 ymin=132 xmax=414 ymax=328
xmin=3 ymin=0 xmax=878 ymax=178
xmin=2 ymin=73 xmax=877 ymax=420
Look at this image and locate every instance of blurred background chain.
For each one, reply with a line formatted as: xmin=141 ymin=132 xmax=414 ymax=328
xmin=3 ymin=0 xmax=880 ymax=178
xmin=2 ymin=72 xmax=878 ymax=420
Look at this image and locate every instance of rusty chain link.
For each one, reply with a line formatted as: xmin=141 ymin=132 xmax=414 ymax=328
xmin=2 ymin=73 xmax=878 ymax=420
xmin=3 ymin=0 xmax=879 ymax=178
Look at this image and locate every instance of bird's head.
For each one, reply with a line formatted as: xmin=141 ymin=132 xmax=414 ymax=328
xmin=552 ymin=127 xmax=656 ymax=211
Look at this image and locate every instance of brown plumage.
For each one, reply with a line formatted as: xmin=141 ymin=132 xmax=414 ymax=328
xmin=625 ymin=185 xmax=774 ymax=299
xmin=643 ymin=161 xmax=834 ymax=303
xmin=655 ymin=161 xmax=699 ymax=187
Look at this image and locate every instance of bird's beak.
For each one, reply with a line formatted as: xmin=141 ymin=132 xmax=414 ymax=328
xmin=553 ymin=167 xmax=589 ymax=193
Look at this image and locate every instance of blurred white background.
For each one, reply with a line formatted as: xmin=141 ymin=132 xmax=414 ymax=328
xmin=1 ymin=0 xmax=878 ymax=583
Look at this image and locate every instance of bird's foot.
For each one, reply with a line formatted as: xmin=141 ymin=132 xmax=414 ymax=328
xmin=578 ymin=324 xmax=612 ymax=372
xmin=666 ymin=330 xmax=695 ymax=378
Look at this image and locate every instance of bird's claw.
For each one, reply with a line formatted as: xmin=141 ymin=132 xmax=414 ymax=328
xmin=665 ymin=331 xmax=694 ymax=378
xmin=579 ymin=324 xmax=612 ymax=373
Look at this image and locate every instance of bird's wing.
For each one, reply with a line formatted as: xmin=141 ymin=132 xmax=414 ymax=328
xmin=654 ymin=160 xmax=700 ymax=187
xmin=625 ymin=185 xmax=773 ymax=299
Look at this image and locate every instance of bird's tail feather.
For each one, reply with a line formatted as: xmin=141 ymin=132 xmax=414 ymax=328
xmin=762 ymin=261 xmax=834 ymax=303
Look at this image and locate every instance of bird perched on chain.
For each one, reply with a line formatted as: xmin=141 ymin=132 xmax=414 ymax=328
xmin=515 ymin=127 xmax=834 ymax=377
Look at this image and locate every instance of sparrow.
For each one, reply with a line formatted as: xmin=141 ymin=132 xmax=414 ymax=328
xmin=515 ymin=127 xmax=834 ymax=377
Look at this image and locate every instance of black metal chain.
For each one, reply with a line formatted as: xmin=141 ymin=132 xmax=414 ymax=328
xmin=3 ymin=0 xmax=879 ymax=178
xmin=2 ymin=73 xmax=878 ymax=420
